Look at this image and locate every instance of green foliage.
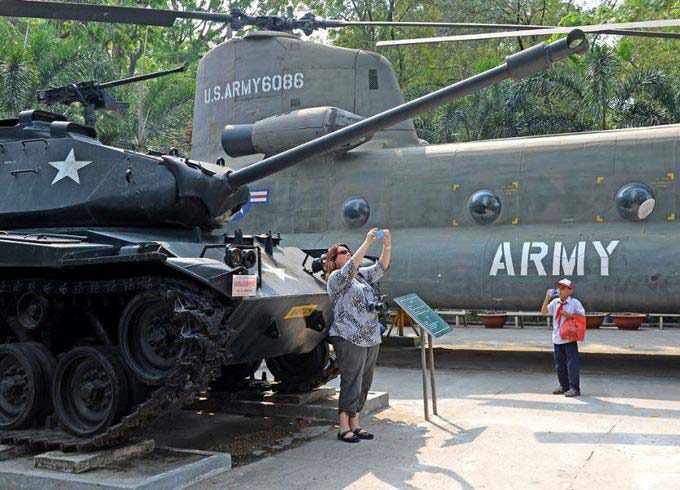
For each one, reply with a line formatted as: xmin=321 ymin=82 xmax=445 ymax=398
xmin=0 ymin=1 xmax=223 ymax=150
xmin=1 ymin=0 xmax=680 ymax=151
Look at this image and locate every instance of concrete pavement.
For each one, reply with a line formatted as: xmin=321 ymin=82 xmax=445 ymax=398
xmin=194 ymin=357 xmax=680 ymax=490
xmin=424 ymin=325 xmax=680 ymax=356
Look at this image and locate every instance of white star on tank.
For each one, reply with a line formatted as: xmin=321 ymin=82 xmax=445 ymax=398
xmin=48 ymin=149 xmax=92 ymax=185
xmin=262 ymin=262 xmax=297 ymax=282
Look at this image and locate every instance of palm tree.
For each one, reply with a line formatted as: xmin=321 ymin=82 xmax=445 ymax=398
xmin=0 ymin=20 xmax=114 ymax=121
xmin=507 ymin=43 xmax=677 ymax=133
xmin=404 ymin=82 xmax=520 ymax=144
xmin=109 ymin=72 xmax=195 ymax=151
xmin=0 ymin=44 xmax=35 ymax=116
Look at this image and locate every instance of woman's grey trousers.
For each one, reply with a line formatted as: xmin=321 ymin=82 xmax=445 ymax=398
xmin=329 ymin=336 xmax=380 ymax=416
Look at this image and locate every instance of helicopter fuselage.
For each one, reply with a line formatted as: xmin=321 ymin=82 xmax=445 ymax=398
xmin=225 ymin=123 xmax=680 ymax=313
xmin=187 ymin=30 xmax=675 ymax=313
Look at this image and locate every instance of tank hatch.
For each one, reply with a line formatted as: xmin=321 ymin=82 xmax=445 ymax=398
xmin=0 ymin=110 xmax=97 ymax=142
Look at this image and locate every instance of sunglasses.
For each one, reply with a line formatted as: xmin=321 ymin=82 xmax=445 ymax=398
xmin=336 ymin=249 xmax=351 ymax=256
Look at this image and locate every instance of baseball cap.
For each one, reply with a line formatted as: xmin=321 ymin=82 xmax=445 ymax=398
xmin=556 ymin=278 xmax=573 ymax=290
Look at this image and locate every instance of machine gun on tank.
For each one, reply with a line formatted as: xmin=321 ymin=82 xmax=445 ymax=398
xmin=35 ymin=66 xmax=185 ymax=128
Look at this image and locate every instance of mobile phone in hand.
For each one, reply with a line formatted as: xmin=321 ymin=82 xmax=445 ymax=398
xmin=375 ymin=230 xmax=385 ymax=239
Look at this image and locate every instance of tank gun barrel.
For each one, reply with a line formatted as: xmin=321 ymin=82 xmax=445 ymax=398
xmin=98 ymin=66 xmax=185 ymax=90
xmin=226 ymin=30 xmax=587 ymax=188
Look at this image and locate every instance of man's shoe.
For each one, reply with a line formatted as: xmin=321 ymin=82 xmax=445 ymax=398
xmin=552 ymin=387 xmax=567 ymax=395
xmin=564 ymin=389 xmax=580 ymax=397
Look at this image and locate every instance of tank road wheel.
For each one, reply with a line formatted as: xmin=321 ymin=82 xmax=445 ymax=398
xmin=16 ymin=293 xmax=52 ymax=332
xmin=53 ymin=346 xmax=129 ymax=437
xmin=210 ymin=361 xmax=262 ymax=391
xmin=266 ymin=342 xmax=330 ymax=393
xmin=16 ymin=342 xmax=57 ymax=422
xmin=0 ymin=343 xmax=51 ymax=429
xmin=119 ymin=291 xmax=183 ymax=385
xmin=17 ymin=342 xmax=57 ymax=381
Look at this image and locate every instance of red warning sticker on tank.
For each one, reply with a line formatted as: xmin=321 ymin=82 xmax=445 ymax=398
xmin=232 ymin=275 xmax=258 ymax=297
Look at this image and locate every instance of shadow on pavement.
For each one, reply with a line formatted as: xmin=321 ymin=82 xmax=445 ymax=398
xmin=429 ymin=416 xmax=487 ymax=448
xmin=281 ymin=417 xmax=475 ymax=490
xmin=466 ymin=394 xmax=680 ymax=420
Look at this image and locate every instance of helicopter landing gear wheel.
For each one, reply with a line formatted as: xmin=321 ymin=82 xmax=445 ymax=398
xmin=0 ymin=343 xmax=52 ymax=429
xmin=119 ymin=291 xmax=183 ymax=385
xmin=210 ymin=360 xmax=261 ymax=391
xmin=266 ymin=342 xmax=330 ymax=393
xmin=53 ymin=346 xmax=129 ymax=437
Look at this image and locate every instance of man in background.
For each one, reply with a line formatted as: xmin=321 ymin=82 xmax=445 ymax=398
xmin=540 ymin=278 xmax=585 ymax=397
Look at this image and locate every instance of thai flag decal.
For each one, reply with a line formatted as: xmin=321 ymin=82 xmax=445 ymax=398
xmin=249 ymin=190 xmax=269 ymax=203
xmin=232 ymin=189 xmax=268 ymax=222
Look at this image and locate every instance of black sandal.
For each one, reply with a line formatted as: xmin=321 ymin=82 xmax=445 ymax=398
xmin=353 ymin=428 xmax=374 ymax=440
xmin=337 ymin=430 xmax=360 ymax=443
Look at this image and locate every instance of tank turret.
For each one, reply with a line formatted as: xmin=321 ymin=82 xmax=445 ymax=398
xmin=0 ymin=110 xmax=248 ymax=230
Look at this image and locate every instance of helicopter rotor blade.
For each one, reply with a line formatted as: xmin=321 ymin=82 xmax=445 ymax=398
xmin=320 ymin=19 xmax=680 ymax=40
xmin=7 ymin=2 xmax=680 ymax=43
xmin=0 ymin=2 xmax=576 ymax=31
xmin=377 ymin=19 xmax=680 ymax=46
xmin=0 ymin=4 xmax=604 ymax=32
xmin=316 ymin=20 xmax=552 ymax=30
xmin=0 ymin=0 xmax=233 ymax=27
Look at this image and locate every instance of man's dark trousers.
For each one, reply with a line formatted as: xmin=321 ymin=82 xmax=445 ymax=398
xmin=553 ymin=341 xmax=580 ymax=392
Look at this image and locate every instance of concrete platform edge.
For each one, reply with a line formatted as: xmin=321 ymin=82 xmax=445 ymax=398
xmin=141 ymin=448 xmax=231 ymax=490
xmin=0 ymin=447 xmax=230 ymax=490
xmin=218 ymin=391 xmax=390 ymax=421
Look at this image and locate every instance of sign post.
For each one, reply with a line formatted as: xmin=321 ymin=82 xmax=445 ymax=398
xmin=394 ymin=293 xmax=452 ymax=421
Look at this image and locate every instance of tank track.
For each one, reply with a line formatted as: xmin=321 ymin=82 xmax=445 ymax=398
xmin=0 ymin=276 xmax=229 ymax=452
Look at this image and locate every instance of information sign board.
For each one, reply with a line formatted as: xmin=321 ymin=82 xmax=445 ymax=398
xmin=394 ymin=293 xmax=452 ymax=338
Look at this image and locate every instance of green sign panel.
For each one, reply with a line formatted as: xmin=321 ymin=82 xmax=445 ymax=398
xmin=394 ymin=293 xmax=452 ymax=338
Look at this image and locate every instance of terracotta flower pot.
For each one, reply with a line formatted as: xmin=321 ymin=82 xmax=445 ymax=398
xmin=585 ymin=314 xmax=605 ymax=329
xmin=610 ymin=313 xmax=646 ymax=330
xmin=478 ymin=313 xmax=507 ymax=328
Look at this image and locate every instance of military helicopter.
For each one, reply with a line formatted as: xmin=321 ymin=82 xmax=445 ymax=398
xmin=190 ymin=11 xmax=680 ymax=315
xmin=4 ymin=1 xmax=680 ymax=318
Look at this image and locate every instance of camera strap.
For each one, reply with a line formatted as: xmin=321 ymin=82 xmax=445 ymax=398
xmin=355 ymin=273 xmax=375 ymax=300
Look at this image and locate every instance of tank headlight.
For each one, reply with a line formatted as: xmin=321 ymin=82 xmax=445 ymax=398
xmin=243 ymin=249 xmax=257 ymax=269
xmin=225 ymin=246 xmax=243 ymax=268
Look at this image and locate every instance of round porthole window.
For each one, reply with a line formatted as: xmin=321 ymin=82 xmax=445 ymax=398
xmin=467 ymin=190 xmax=502 ymax=225
xmin=341 ymin=196 xmax=370 ymax=228
xmin=615 ymin=183 xmax=655 ymax=221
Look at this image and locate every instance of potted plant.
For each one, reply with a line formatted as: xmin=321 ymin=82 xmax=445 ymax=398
xmin=609 ymin=313 xmax=646 ymax=330
xmin=585 ymin=313 xmax=606 ymax=329
xmin=477 ymin=311 xmax=507 ymax=328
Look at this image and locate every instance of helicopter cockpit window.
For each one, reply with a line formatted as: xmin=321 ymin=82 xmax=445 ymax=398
xmin=615 ymin=183 xmax=656 ymax=221
xmin=342 ymin=196 xmax=370 ymax=228
xmin=467 ymin=190 xmax=502 ymax=225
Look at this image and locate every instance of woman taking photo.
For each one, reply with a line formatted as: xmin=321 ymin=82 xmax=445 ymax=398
xmin=324 ymin=228 xmax=391 ymax=443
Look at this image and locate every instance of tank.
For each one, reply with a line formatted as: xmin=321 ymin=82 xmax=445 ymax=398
xmin=0 ymin=31 xmax=586 ymax=451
